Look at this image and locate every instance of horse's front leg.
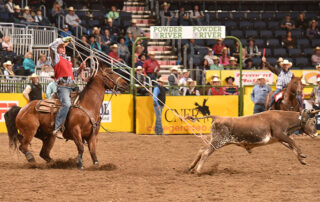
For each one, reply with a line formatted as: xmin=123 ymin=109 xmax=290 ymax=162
xmin=71 ymin=125 xmax=85 ymax=169
xmin=88 ymin=133 xmax=99 ymax=165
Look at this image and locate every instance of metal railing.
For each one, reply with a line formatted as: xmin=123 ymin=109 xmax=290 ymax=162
xmin=11 ymin=34 xmax=33 ymax=56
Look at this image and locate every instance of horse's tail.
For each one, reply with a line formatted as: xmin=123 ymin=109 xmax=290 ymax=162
xmin=185 ymin=115 xmax=216 ymax=122
xmin=4 ymin=106 xmax=22 ymax=150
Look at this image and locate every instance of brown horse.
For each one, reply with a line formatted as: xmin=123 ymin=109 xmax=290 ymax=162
xmin=265 ymin=76 xmax=302 ymax=112
xmin=4 ymin=64 xmax=129 ymax=169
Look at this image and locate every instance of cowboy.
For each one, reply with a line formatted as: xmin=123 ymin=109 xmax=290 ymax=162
xmin=135 ymin=66 xmax=148 ymax=96
xmin=223 ymin=76 xmax=239 ymax=95
xmin=143 ymin=52 xmax=160 ymax=82
xmin=23 ymin=73 xmax=42 ymax=102
xmin=275 ymin=57 xmax=284 ymax=69
xmin=183 ymin=78 xmax=200 ymax=96
xmin=168 ymin=66 xmax=180 ymax=96
xmin=153 ymin=77 xmax=167 ymax=135
xmin=208 ymin=77 xmax=223 ymax=95
xmin=311 ymin=77 xmax=320 ymax=110
xmin=251 ymin=75 xmax=272 ymax=114
xmin=49 ymin=36 xmax=83 ymax=139
xmin=3 ymin=61 xmax=15 ymax=79
xmin=262 ymin=57 xmax=296 ymax=109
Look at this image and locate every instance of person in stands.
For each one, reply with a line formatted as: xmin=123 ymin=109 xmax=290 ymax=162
xmin=23 ymin=73 xmax=42 ymax=102
xmin=207 ymin=77 xmax=223 ymax=95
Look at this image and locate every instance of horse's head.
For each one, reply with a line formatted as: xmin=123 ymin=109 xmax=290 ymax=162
xmin=99 ymin=68 xmax=129 ymax=92
xmin=288 ymin=76 xmax=303 ymax=95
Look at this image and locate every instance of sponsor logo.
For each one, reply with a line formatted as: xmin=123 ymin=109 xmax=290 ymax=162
xmin=100 ymin=101 xmax=112 ymax=123
xmin=0 ymin=101 xmax=18 ymax=122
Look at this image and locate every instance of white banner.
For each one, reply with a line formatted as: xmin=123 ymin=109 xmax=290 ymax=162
xmin=303 ymin=71 xmax=318 ymax=84
xmin=234 ymin=71 xmax=274 ymax=86
xmin=100 ymin=101 xmax=112 ymax=123
xmin=150 ymin=26 xmax=226 ymax=39
xmin=0 ymin=101 xmax=18 ymax=122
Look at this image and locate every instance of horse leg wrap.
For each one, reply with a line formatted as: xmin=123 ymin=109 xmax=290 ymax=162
xmin=25 ymin=151 xmax=35 ymax=162
xmin=77 ymin=154 xmax=83 ymax=169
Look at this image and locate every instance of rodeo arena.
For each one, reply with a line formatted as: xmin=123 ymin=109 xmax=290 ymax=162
xmin=1 ymin=0 xmax=320 ymax=201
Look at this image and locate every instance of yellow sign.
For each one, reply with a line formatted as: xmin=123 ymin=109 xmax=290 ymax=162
xmin=136 ymin=96 xmax=238 ymax=134
xmin=0 ymin=93 xmax=133 ymax=133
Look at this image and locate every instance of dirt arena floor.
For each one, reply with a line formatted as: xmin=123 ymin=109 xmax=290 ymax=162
xmin=0 ymin=133 xmax=319 ymax=201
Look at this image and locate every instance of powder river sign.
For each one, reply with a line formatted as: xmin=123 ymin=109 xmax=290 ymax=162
xmin=150 ymin=26 xmax=226 ymax=39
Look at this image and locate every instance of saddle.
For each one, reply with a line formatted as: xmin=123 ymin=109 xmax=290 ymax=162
xmin=35 ymin=92 xmax=80 ymax=127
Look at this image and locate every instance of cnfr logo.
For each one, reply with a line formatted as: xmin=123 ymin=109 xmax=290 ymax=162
xmin=165 ymin=98 xmax=211 ymax=122
xmin=0 ymin=101 xmax=18 ymax=122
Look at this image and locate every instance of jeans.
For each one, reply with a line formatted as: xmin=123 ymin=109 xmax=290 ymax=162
xmin=153 ymin=105 xmax=164 ymax=135
xmin=254 ymin=104 xmax=265 ymax=114
xmin=55 ymin=86 xmax=72 ymax=130
xmin=269 ymin=88 xmax=282 ymax=108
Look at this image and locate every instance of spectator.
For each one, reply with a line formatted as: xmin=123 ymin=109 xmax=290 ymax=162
xmin=117 ymin=37 xmax=130 ymax=64
xmin=177 ymin=6 xmax=189 ymax=25
xmin=223 ymin=76 xmax=239 ymax=95
xmin=39 ymin=64 xmax=54 ymax=81
xmin=153 ymin=77 xmax=166 ymax=135
xmin=124 ymin=31 xmax=134 ymax=50
xmin=312 ymin=46 xmax=320 ymax=66
xmin=36 ymin=54 xmax=51 ymax=69
xmin=245 ymin=38 xmax=260 ymax=59
xmin=101 ymin=29 xmax=115 ymax=53
xmin=135 ymin=66 xmax=148 ymax=96
xmin=179 ymin=69 xmax=189 ymax=93
xmin=282 ymin=31 xmax=296 ymax=49
xmin=220 ymin=47 xmax=230 ymax=67
xmin=245 ymin=58 xmax=254 ymax=69
xmin=23 ymin=73 xmax=42 ymax=102
xmin=280 ymin=14 xmax=296 ymax=30
xmin=183 ymin=78 xmax=200 ymax=96
xmin=0 ymin=30 xmax=3 ymax=42
xmin=143 ymin=52 xmax=160 ymax=82
xmin=275 ymin=57 xmax=284 ymax=69
xmin=134 ymin=45 xmax=144 ymax=63
xmin=226 ymin=57 xmax=238 ymax=69
xmin=231 ymin=41 xmax=241 ymax=61
xmin=189 ymin=5 xmax=204 ymax=25
xmin=251 ymin=75 xmax=271 ymax=114
xmin=208 ymin=77 xmax=223 ymax=95
xmin=23 ymin=52 xmax=35 ymax=75
xmin=213 ymin=38 xmax=225 ymax=56
xmin=160 ymin=2 xmax=173 ymax=26
xmin=46 ymin=78 xmax=58 ymax=99
xmin=3 ymin=61 xmax=15 ymax=79
xmin=51 ymin=2 xmax=64 ymax=25
xmin=60 ymin=25 xmax=72 ymax=37
xmin=22 ymin=6 xmax=35 ymax=23
xmin=306 ymin=20 xmax=319 ymax=40
xmin=13 ymin=5 xmax=23 ymax=23
xmin=168 ymin=66 xmax=180 ymax=96
xmin=311 ymin=77 xmax=320 ymax=109
xmin=108 ymin=44 xmax=124 ymax=63
xmin=295 ymin=13 xmax=308 ymax=31
xmin=107 ymin=6 xmax=120 ymax=26
xmin=203 ymin=48 xmax=214 ymax=68
xmin=6 ymin=0 xmax=14 ymax=17
xmin=79 ymin=35 xmax=90 ymax=56
xmin=127 ymin=19 xmax=145 ymax=37
xmin=1 ymin=35 xmax=13 ymax=51
xmin=92 ymin=27 xmax=103 ymax=45
xmin=104 ymin=18 xmax=120 ymax=39
xmin=184 ymin=39 xmax=198 ymax=56
xmin=89 ymin=35 xmax=102 ymax=51
xmin=34 ymin=9 xmax=50 ymax=25
xmin=65 ymin=7 xmax=81 ymax=33
xmin=135 ymin=54 xmax=146 ymax=67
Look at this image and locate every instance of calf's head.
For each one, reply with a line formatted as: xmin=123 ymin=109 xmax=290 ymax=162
xmin=301 ymin=109 xmax=319 ymax=138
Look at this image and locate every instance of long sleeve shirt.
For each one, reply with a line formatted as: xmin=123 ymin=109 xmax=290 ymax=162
xmin=265 ymin=62 xmax=293 ymax=89
xmin=251 ymin=84 xmax=271 ymax=104
xmin=46 ymin=81 xmax=58 ymax=98
xmin=49 ymin=38 xmax=65 ymax=66
xmin=23 ymin=58 xmax=36 ymax=73
xmin=65 ymin=14 xmax=81 ymax=27
xmin=143 ymin=59 xmax=160 ymax=74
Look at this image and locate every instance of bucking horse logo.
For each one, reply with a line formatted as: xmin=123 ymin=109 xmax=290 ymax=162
xmin=194 ymin=98 xmax=210 ymax=116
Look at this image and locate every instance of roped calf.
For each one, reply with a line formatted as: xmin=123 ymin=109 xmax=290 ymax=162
xmin=185 ymin=109 xmax=319 ymax=174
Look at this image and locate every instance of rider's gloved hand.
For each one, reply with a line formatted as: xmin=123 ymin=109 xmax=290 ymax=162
xmin=62 ymin=36 xmax=72 ymax=43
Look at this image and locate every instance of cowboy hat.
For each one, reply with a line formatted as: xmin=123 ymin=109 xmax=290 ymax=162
xmin=277 ymin=57 xmax=284 ymax=62
xmin=24 ymin=6 xmax=30 ymax=10
xmin=161 ymin=2 xmax=170 ymax=7
xmin=213 ymin=55 xmax=219 ymax=60
xmin=29 ymin=73 xmax=40 ymax=79
xmin=148 ymin=52 xmax=155 ymax=56
xmin=157 ymin=77 xmax=167 ymax=83
xmin=3 ymin=61 xmax=13 ymax=67
xmin=211 ymin=77 xmax=220 ymax=82
xmin=182 ymin=69 xmax=189 ymax=73
xmin=217 ymin=38 xmax=223 ymax=41
xmin=14 ymin=5 xmax=20 ymax=10
xmin=229 ymin=57 xmax=237 ymax=62
xmin=63 ymin=24 xmax=69 ymax=29
xmin=309 ymin=19 xmax=318 ymax=26
xmin=131 ymin=19 xmax=137 ymax=23
xmin=67 ymin=7 xmax=74 ymax=11
xmin=257 ymin=75 xmax=265 ymax=80
xmin=136 ymin=66 xmax=143 ymax=71
xmin=110 ymin=44 xmax=118 ymax=49
xmin=313 ymin=46 xmax=320 ymax=52
xmin=247 ymin=37 xmax=255 ymax=43
xmin=225 ymin=76 xmax=235 ymax=82
xmin=212 ymin=74 xmax=219 ymax=78
xmin=280 ymin=59 xmax=293 ymax=68
xmin=170 ymin=66 xmax=179 ymax=72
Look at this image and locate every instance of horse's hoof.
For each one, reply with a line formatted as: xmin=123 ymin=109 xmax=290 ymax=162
xmin=300 ymin=154 xmax=307 ymax=158
xmin=299 ymin=159 xmax=307 ymax=165
xmin=94 ymin=161 xmax=99 ymax=165
xmin=77 ymin=166 xmax=84 ymax=170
